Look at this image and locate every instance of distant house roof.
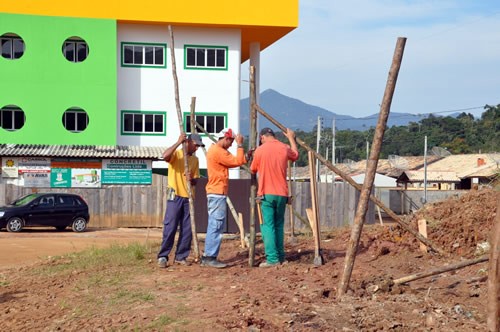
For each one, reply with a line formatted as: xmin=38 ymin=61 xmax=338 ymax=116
xmin=0 ymin=144 xmax=165 ymax=160
xmin=425 ymin=153 xmax=500 ymax=179
xmin=291 ymin=155 xmax=442 ymax=180
xmin=397 ymin=171 xmax=460 ymax=183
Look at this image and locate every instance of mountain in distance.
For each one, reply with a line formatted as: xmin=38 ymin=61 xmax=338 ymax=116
xmin=239 ymin=89 xmax=428 ymax=135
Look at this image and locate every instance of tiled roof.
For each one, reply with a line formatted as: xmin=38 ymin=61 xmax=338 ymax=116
xmin=401 ymin=170 xmax=460 ymax=183
xmin=427 ymin=153 xmax=499 ymax=177
xmin=291 ymin=155 xmax=442 ymax=180
xmin=0 ymin=144 xmax=166 ymax=159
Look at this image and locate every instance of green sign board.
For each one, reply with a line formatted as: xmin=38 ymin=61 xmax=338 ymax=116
xmin=102 ymin=169 xmax=152 ymax=184
xmin=51 ymin=168 xmax=71 ymax=188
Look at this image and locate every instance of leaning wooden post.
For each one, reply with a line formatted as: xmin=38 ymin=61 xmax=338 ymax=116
xmin=288 ymin=161 xmax=295 ymax=239
xmin=338 ymin=37 xmax=407 ymax=296
xmin=248 ymin=66 xmax=258 ymax=267
xmin=487 ymin=198 xmax=500 ymax=332
xmin=168 ymin=25 xmax=200 ymax=261
xmin=255 ymin=105 xmax=444 ymax=255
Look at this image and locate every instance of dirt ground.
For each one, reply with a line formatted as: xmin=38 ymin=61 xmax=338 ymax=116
xmin=0 ymin=188 xmax=498 ymax=331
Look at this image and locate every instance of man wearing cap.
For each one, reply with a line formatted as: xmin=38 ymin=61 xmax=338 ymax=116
xmin=157 ymin=133 xmax=204 ymax=268
xmin=250 ymin=127 xmax=299 ymax=267
xmin=202 ymin=128 xmax=246 ymax=268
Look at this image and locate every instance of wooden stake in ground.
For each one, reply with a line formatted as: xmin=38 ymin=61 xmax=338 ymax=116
xmin=255 ymin=104 xmax=444 ymax=255
xmin=248 ymin=66 xmax=258 ymax=267
xmin=168 ymin=25 xmax=200 ymax=261
xmin=288 ymin=161 xmax=296 ymax=239
xmin=307 ymin=151 xmax=323 ymax=266
xmin=487 ymin=198 xmax=500 ymax=332
xmin=338 ymin=37 xmax=407 ymax=297
xmin=418 ymin=219 xmax=428 ymax=253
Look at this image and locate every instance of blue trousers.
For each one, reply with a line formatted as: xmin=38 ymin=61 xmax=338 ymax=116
xmin=204 ymin=194 xmax=227 ymax=258
xmin=157 ymin=196 xmax=192 ymax=261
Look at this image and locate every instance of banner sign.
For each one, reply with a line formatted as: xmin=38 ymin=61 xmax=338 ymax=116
xmin=102 ymin=159 xmax=152 ymax=184
xmin=24 ymin=171 xmax=51 ymax=187
xmin=1 ymin=157 xmax=19 ymax=178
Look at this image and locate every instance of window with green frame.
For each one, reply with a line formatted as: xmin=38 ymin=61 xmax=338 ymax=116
xmin=121 ymin=42 xmax=166 ymax=68
xmin=184 ymin=113 xmax=227 ymax=135
xmin=184 ymin=45 xmax=228 ymax=70
xmin=121 ymin=110 xmax=166 ymax=136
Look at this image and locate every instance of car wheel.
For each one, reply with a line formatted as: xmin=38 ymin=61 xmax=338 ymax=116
xmin=72 ymin=217 xmax=87 ymax=232
xmin=55 ymin=226 xmax=67 ymax=231
xmin=6 ymin=217 xmax=24 ymax=232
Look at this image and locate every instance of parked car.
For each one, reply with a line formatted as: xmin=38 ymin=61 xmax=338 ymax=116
xmin=0 ymin=193 xmax=90 ymax=232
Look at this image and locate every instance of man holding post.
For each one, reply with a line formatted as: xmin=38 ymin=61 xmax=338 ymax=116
xmin=250 ymin=127 xmax=299 ymax=267
xmin=202 ymin=128 xmax=246 ymax=268
xmin=157 ymin=133 xmax=204 ymax=268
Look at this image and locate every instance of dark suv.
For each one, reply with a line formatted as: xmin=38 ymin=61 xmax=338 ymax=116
xmin=0 ymin=193 xmax=90 ymax=232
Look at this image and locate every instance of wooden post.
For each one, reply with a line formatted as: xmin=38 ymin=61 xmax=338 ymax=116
xmin=487 ymin=198 xmax=500 ymax=332
xmin=307 ymin=151 xmax=323 ymax=266
xmin=288 ymin=161 xmax=295 ymax=238
xmin=168 ymin=25 xmax=200 ymax=261
xmin=254 ymin=105 xmax=444 ymax=255
xmin=417 ymin=219 xmax=428 ymax=252
xmin=237 ymin=213 xmax=246 ymax=249
xmin=338 ymin=37 xmax=407 ymax=296
xmin=394 ymin=255 xmax=488 ymax=285
xmin=248 ymin=66 xmax=258 ymax=267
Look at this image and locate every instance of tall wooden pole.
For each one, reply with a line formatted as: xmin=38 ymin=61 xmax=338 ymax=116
xmin=487 ymin=198 xmax=500 ymax=332
xmin=255 ymin=104 xmax=444 ymax=255
xmin=168 ymin=25 xmax=200 ymax=261
xmin=288 ymin=161 xmax=295 ymax=238
xmin=338 ymin=37 xmax=407 ymax=296
xmin=248 ymin=66 xmax=258 ymax=267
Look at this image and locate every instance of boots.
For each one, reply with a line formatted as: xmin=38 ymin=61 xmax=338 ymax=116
xmin=200 ymin=256 xmax=227 ymax=268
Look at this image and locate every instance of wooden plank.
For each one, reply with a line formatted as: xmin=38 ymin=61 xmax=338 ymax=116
xmin=418 ymin=219 xmax=428 ymax=252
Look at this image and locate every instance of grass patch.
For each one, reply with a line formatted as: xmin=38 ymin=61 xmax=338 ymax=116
xmin=32 ymin=242 xmax=149 ymax=277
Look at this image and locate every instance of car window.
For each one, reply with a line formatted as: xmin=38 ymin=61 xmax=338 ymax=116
xmin=39 ymin=196 xmax=55 ymax=207
xmin=58 ymin=195 xmax=76 ymax=206
xmin=12 ymin=194 xmax=38 ymax=206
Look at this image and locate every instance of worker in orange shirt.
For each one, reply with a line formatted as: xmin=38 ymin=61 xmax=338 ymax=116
xmin=201 ymin=128 xmax=246 ymax=268
xmin=250 ymin=127 xmax=298 ymax=267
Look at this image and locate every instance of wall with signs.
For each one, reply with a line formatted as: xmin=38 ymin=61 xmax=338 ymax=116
xmin=0 ymin=157 xmax=152 ymax=188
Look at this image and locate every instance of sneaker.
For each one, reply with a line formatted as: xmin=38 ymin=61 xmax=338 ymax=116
xmin=200 ymin=256 xmax=227 ymax=269
xmin=157 ymin=257 xmax=168 ymax=268
xmin=259 ymin=261 xmax=279 ymax=268
xmin=174 ymin=259 xmax=191 ymax=266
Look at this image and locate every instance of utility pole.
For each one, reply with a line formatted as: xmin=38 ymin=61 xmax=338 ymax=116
xmin=366 ymin=141 xmax=370 ymax=161
xmin=332 ymin=118 xmax=336 ymax=164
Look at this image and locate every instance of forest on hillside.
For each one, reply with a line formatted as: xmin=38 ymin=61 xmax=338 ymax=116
xmin=273 ymin=104 xmax=500 ymax=166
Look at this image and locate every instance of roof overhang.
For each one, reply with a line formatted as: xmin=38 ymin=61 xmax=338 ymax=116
xmin=0 ymin=0 xmax=299 ymax=62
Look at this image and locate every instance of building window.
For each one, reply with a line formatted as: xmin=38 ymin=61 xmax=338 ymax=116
xmin=184 ymin=45 xmax=228 ymax=70
xmin=63 ymin=37 xmax=89 ymax=63
xmin=0 ymin=105 xmax=25 ymax=131
xmin=184 ymin=113 xmax=226 ymax=135
xmin=121 ymin=111 xmax=166 ymax=136
xmin=121 ymin=42 xmax=166 ymax=68
xmin=1 ymin=33 xmax=25 ymax=60
xmin=62 ymin=107 xmax=89 ymax=133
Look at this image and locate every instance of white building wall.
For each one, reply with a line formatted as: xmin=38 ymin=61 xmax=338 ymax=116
xmin=117 ymin=24 xmax=242 ymax=171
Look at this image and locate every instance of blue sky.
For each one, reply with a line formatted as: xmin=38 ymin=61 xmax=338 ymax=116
xmin=242 ymin=1 xmax=500 ymax=118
